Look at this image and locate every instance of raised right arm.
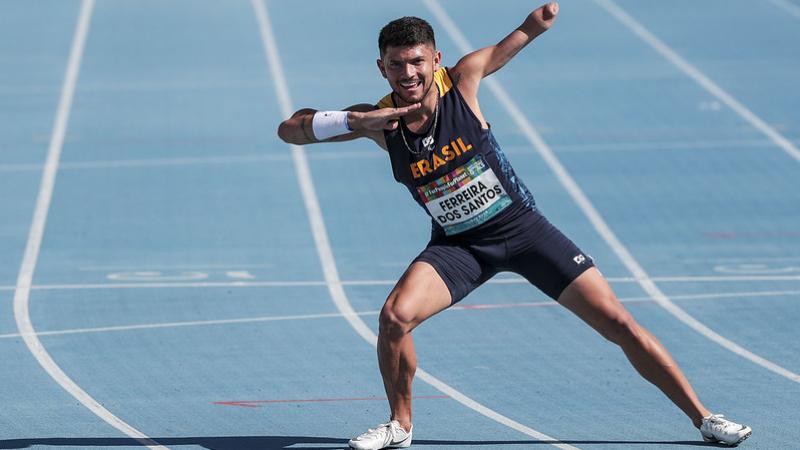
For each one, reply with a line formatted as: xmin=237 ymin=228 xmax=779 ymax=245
xmin=277 ymin=102 xmax=421 ymax=149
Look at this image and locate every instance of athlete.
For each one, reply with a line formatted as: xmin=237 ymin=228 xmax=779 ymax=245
xmin=277 ymin=3 xmax=751 ymax=449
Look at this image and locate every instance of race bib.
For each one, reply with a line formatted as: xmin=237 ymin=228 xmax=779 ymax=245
xmin=417 ymin=155 xmax=512 ymax=235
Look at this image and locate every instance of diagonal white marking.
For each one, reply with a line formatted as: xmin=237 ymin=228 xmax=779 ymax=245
xmin=593 ymin=0 xmax=800 ymax=162
xmin=768 ymin=0 xmax=800 ymax=19
xmin=12 ymin=1 xmax=168 ymax=447
xmin=424 ymin=0 xmax=800 ymax=383
xmin=251 ymin=0 xmax=578 ymax=448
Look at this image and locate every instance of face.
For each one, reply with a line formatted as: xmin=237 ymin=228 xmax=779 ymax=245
xmin=378 ymin=43 xmax=441 ymax=105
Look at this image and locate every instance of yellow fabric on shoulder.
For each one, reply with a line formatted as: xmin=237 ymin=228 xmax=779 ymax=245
xmin=376 ymin=67 xmax=453 ymax=109
xmin=377 ymin=93 xmax=394 ymax=110
xmin=434 ymin=67 xmax=453 ymax=97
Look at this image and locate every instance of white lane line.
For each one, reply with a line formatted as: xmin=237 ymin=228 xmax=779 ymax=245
xmin=1 ymin=311 xmax=359 ymax=340
xmin=0 ymin=149 xmax=381 ymax=173
xmin=0 ymin=280 xmax=327 ymax=291
xmin=549 ymin=138 xmax=796 ymax=153
xmin=77 ymin=262 xmax=275 ymax=271
xmin=11 ymin=1 xmax=168 ymax=448
xmin=5 ymin=138 xmax=798 ymax=173
xmin=251 ymin=1 xmax=577 ymax=448
xmin=424 ymin=0 xmax=800 ymax=384
xmin=768 ymin=0 xmax=800 ymax=19
xmin=593 ymin=0 xmax=800 ymax=162
xmin=0 ymin=78 xmax=271 ymax=96
xmin=2 ymin=288 xmax=797 ymax=341
xmin=0 ymin=153 xmax=290 ymax=173
xmin=0 ymin=274 xmax=799 ymax=293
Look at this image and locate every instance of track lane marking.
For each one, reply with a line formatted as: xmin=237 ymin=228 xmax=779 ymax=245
xmin=2 ymin=289 xmax=797 ymax=340
xmin=767 ymin=0 xmax=800 ymax=19
xmin=5 ymin=138 xmax=799 ymax=173
xmin=594 ymin=0 xmax=800 ymax=162
xmin=213 ymin=395 xmax=450 ymax=408
xmin=12 ymin=1 xmax=168 ymax=447
xmin=1 ymin=274 xmax=800 ymax=292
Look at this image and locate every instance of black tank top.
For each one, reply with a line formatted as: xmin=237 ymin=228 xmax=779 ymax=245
xmin=379 ymin=67 xmax=535 ymax=237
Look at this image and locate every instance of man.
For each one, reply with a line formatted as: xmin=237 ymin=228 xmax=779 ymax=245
xmin=277 ymin=3 xmax=751 ymax=449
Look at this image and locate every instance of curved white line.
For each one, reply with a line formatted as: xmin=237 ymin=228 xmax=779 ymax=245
xmin=423 ymin=0 xmax=799 ymax=383
xmin=12 ymin=1 xmax=168 ymax=447
xmin=593 ymin=0 xmax=800 ymax=162
xmin=251 ymin=0 xmax=578 ymax=448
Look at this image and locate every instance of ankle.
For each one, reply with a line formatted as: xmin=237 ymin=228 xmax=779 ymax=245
xmin=693 ymin=410 xmax=712 ymax=429
xmin=391 ymin=418 xmax=413 ymax=432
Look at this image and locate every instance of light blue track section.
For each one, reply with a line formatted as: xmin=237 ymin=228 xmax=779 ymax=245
xmin=613 ymin=0 xmax=800 ymax=142
xmin=2 ymin=0 xmax=798 ymax=449
xmin=0 ymin=0 xmax=80 ymax=285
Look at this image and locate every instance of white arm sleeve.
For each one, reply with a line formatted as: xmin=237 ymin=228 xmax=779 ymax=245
xmin=311 ymin=111 xmax=352 ymax=141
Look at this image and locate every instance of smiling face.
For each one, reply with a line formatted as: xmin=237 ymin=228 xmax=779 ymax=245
xmin=378 ymin=43 xmax=441 ymax=105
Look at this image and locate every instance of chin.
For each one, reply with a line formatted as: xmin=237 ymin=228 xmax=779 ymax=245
xmin=393 ymin=84 xmax=431 ymax=104
xmin=393 ymin=90 xmax=421 ymax=105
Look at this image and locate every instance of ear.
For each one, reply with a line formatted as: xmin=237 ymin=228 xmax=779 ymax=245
xmin=377 ymin=58 xmax=387 ymax=79
xmin=434 ymin=50 xmax=442 ymax=70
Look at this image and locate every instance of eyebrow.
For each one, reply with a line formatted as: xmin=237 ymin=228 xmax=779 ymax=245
xmin=389 ymin=56 xmax=425 ymax=64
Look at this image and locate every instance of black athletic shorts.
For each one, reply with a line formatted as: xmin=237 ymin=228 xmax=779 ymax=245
xmin=413 ymin=207 xmax=594 ymax=303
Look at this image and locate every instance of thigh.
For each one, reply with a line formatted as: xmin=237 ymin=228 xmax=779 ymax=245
xmin=558 ymin=267 xmax=622 ymax=317
xmin=385 ymin=261 xmax=454 ymax=328
xmin=412 ymin=238 xmax=497 ymax=305
xmin=507 ymin=211 xmax=595 ymax=300
xmin=557 ymin=267 xmax=633 ymax=338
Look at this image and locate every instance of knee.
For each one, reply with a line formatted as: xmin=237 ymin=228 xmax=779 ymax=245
xmin=379 ymin=296 xmax=417 ymax=340
xmin=601 ymin=310 xmax=643 ymax=346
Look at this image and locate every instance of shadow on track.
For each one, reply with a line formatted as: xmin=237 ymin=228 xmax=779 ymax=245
xmin=0 ymin=436 xmax=728 ymax=449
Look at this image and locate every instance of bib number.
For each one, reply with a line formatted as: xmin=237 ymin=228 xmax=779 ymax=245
xmin=417 ymin=155 xmax=512 ymax=235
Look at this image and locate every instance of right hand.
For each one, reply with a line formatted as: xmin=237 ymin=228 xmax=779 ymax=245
xmin=532 ymin=2 xmax=559 ymax=30
xmin=349 ymin=103 xmax=422 ymax=131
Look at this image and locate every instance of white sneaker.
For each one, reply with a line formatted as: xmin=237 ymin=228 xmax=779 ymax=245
xmin=700 ymin=414 xmax=752 ymax=446
xmin=348 ymin=420 xmax=412 ymax=450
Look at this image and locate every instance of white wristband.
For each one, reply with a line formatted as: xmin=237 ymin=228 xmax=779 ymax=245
xmin=311 ymin=111 xmax=352 ymax=141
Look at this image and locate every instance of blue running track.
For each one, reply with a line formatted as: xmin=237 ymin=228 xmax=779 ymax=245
xmin=1 ymin=1 xmax=798 ymax=449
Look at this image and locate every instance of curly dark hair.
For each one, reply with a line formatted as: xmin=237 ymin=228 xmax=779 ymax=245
xmin=378 ymin=16 xmax=436 ymax=56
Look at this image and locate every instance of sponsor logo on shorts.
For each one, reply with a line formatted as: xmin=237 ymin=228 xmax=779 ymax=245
xmin=573 ymin=254 xmax=586 ymax=265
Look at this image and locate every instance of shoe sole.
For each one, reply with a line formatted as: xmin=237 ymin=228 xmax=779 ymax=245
xmin=702 ymin=429 xmax=752 ymax=447
xmin=348 ymin=436 xmax=412 ymax=450
xmin=733 ymin=430 xmax=753 ymax=447
xmin=347 ymin=442 xmax=411 ymax=450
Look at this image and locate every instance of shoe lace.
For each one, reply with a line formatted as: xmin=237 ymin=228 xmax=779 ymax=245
xmin=706 ymin=414 xmax=740 ymax=432
xmin=355 ymin=422 xmax=391 ymax=440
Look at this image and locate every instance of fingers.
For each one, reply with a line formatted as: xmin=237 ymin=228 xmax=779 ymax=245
xmin=543 ymin=2 xmax=559 ymax=20
xmin=388 ymin=102 xmax=421 ymax=118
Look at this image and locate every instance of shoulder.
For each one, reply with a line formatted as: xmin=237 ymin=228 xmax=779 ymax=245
xmin=434 ymin=67 xmax=456 ymax=96
xmin=376 ymin=93 xmax=394 ymax=110
xmin=439 ymin=66 xmax=487 ymax=128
